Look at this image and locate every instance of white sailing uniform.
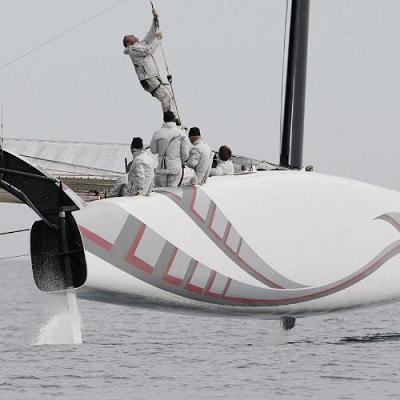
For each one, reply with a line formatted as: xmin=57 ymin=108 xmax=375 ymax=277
xmin=210 ymin=159 xmax=235 ymax=176
xmin=127 ymin=149 xmax=155 ymax=196
xmin=150 ymin=122 xmax=190 ymax=187
xmin=186 ymin=138 xmax=213 ymax=185
xmin=123 ymin=18 xmax=174 ymax=113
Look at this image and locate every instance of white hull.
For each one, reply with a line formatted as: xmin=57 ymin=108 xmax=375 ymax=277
xmin=72 ymin=170 xmax=400 ymax=318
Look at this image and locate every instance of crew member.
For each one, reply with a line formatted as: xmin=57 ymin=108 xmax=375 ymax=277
xmin=128 ymin=137 xmax=155 ymax=196
xmin=150 ymin=111 xmax=189 ymax=187
xmin=123 ymin=8 xmax=175 ymax=115
xmin=210 ymin=145 xmax=235 ymax=176
xmin=186 ymin=127 xmax=213 ymax=185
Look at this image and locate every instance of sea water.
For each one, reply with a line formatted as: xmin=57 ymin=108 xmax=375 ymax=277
xmin=1 ymin=259 xmax=400 ymax=399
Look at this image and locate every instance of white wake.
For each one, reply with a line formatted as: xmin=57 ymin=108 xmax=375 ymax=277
xmin=35 ymin=291 xmax=82 ymax=345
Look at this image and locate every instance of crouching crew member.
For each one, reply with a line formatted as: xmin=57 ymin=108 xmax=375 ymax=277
xmin=123 ymin=8 xmax=175 ymax=115
xmin=128 ymin=137 xmax=155 ymax=196
xmin=150 ymin=111 xmax=189 ymax=187
xmin=186 ymin=127 xmax=213 ymax=185
xmin=210 ymin=145 xmax=235 ymax=176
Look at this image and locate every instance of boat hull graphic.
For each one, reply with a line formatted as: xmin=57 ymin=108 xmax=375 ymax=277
xmin=156 ymin=186 xmax=305 ymax=289
xmin=72 ymin=172 xmax=400 ymax=317
xmin=78 ymin=212 xmax=400 ymax=307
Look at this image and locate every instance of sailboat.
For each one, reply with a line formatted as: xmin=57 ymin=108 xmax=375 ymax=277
xmin=1 ymin=0 xmax=400 ymax=330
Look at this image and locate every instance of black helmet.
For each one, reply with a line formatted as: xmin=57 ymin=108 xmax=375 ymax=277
xmin=131 ymin=137 xmax=143 ymax=149
xmin=219 ymin=145 xmax=232 ymax=161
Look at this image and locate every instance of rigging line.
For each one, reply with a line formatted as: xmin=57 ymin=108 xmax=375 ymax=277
xmin=0 ymin=228 xmax=30 ymax=236
xmin=279 ymin=0 xmax=290 ymax=144
xmin=39 ymin=170 xmax=120 ymax=178
xmin=0 ymin=0 xmax=130 ymax=72
xmin=4 ymin=136 xmax=130 ymax=146
xmin=0 ymin=254 xmax=30 ymax=262
xmin=150 ymin=0 xmax=182 ymax=123
xmin=20 ymin=154 xmax=124 ymax=175
xmin=160 ymin=42 xmax=171 ymax=76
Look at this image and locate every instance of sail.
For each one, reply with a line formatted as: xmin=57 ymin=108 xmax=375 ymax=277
xmin=1 ymin=138 xmax=131 ymax=201
xmin=3 ymin=137 xmax=130 ymax=177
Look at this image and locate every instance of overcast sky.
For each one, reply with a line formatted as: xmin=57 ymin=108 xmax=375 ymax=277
xmin=1 ymin=0 xmax=400 ymax=257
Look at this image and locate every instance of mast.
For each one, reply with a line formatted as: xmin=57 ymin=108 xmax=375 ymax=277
xmin=280 ymin=0 xmax=311 ymax=169
xmin=0 ymin=99 xmax=3 ymax=149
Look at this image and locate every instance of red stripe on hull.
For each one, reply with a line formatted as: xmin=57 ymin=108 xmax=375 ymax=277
xmin=224 ymin=245 xmax=400 ymax=304
xmin=190 ymin=187 xmax=207 ymax=222
xmin=125 ymin=224 xmax=154 ymax=274
xmin=208 ymin=205 xmax=224 ymax=241
xmin=79 ymin=225 xmax=113 ymax=251
xmin=204 ymin=271 xmax=224 ymax=298
xmin=236 ymin=254 xmax=284 ymax=290
xmin=163 ymin=248 xmax=182 ymax=286
xmin=185 ymin=261 xmax=205 ymax=293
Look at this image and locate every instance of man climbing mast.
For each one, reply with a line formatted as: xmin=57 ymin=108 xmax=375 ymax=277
xmin=123 ymin=7 xmax=176 ymax=117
